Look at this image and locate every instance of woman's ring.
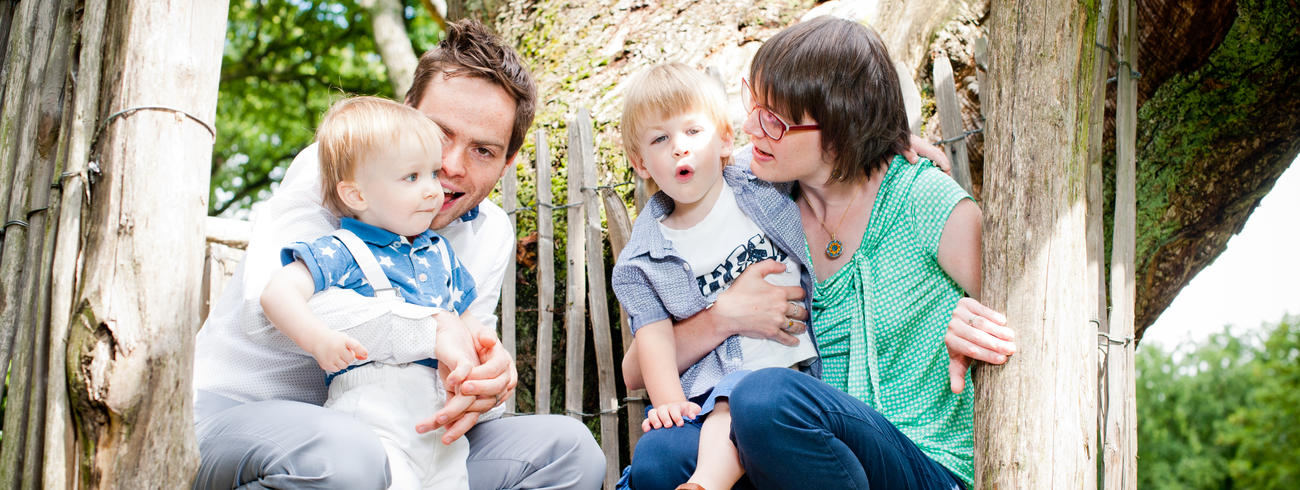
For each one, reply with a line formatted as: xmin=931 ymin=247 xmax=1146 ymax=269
xmin=783 ymin=319 xmax=796 ymax=333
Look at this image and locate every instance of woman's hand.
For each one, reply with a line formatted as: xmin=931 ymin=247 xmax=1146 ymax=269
xmin=945 ymin=297 xmax=1015 ymax=393
xmin=712 ymin=260 xmax=808 ymax=346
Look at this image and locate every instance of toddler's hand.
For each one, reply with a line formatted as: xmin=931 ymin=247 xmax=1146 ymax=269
xmin=641 ymin=400 xmax=701 ymax=432
xmin=434 ymin=311 xmax=478 ymax=392
xmin=309 ymin=331 xmax=367 ymax=372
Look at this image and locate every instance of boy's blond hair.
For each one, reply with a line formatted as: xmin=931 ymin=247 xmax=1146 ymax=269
xmin=316 ymin=96 xmax=442 ymax=216
xmin=620 ymin=63 xmax=733 ymax=165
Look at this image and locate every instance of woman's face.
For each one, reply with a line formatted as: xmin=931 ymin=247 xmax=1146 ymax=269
xmin=740 ymin=88 xmax=833 ymax=185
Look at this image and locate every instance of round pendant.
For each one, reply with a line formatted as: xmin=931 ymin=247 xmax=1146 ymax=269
xmin=825 ymin=238 xmax=843 ymax=259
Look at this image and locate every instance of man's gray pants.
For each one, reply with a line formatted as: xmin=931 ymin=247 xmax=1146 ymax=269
xmin=192 ymin=391 xmax=605 ymax=489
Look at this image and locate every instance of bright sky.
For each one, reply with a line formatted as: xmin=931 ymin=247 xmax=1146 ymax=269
xmin=1142 ymin=156 xmax=1300 ymax=348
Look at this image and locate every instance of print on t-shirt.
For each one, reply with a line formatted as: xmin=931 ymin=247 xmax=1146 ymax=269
xmin=696 ymin=233 xmax=789 ymax=297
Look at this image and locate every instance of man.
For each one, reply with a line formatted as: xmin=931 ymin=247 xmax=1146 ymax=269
xmin=193 ymin=20 xmax=605 ymax=489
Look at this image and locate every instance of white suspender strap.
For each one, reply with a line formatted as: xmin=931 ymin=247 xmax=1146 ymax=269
xmin=331 ymin=229 xmax=399 ymax=299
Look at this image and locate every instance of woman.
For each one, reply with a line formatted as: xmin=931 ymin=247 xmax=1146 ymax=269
xmin=621 ymin=17 xmax=1016 ymax=489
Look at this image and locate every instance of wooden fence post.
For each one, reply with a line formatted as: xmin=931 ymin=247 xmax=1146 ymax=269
xmin=580 ymin=111 xmax=620 ymax=488
xmin=975 ymin=0 xmax=1096 ymax=486
xmin=933 ymin=53 xmax=974 ymax=195
xmin=601 ymin=186 xmax=641 ymax=457
xmin=1105 ymin=0 xmax=1139 ymax=486
xmin=1086 ymin=0 xmax=1115 ymax=479
xmin=564 ymin=112 xmax=588 ymax=421
xmin=502 ymin=156 xmax=519 ymax=414
xmin=535 ymin=130 xmax=554 ymax=414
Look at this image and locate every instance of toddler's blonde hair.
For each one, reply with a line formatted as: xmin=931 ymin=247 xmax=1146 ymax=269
xmin=316 ymin=96 xmax=443 ymax=216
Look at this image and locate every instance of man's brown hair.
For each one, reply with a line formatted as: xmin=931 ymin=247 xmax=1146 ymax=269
xmin=405 ymin=19 xmax=537 ymax=160
xmin=749 ymin=17 xmax=909 ymax=182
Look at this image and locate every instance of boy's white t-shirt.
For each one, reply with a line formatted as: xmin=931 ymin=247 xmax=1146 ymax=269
xmin=658 ymin=181 xmax=818 ymax=370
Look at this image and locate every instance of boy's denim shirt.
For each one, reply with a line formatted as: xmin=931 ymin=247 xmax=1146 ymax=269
xmin=611 ymin=159 xmax=822 ymax=398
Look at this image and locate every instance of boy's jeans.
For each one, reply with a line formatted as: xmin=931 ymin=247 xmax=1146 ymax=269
xmin=623 ymin=368 xmax=965 ymax=490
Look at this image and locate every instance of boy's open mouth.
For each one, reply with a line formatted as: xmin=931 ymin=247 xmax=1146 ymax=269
xmin=675 ymin=164 xmax=694 ymax=181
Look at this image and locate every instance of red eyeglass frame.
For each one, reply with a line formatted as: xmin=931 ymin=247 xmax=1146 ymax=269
xmin=741 ymin=78 xmax=820 ymax=141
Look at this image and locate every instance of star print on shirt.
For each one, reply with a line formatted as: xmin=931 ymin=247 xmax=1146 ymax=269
xmin=336 ymin=270 xmax=351 ymax=287
xmin=378 ymin=256 xmax=394 ymax=268
xmin=320 ymin=246 xmax=336 ymax=258
xmin=448 ymin=285 xmax=464 ymax=308
xmin=416 ymin=256 xmax=430 ymax=268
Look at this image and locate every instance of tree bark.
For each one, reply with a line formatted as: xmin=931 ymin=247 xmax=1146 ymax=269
xmin=64 ymin=0 xmax=228 ymax=487
xmin=1130 ymin=0 xmax=1300 ymax=336
xmin=974 ymin=0 xmax=1096 ymax=487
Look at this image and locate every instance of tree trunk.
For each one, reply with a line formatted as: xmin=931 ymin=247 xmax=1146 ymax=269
xmin=974 ymin=0 xmax=1096 ymax=487
xmin=361 ymin=0 xmax=418 ymax=99
xmin=63 ymin=0 xmax=228 ymax=487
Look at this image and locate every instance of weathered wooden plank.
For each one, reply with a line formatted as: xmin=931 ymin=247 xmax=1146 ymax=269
xmin=933 ymin=53 xmax=973 ymax=195
xmin=581 ymin=118 xmax=619 ymax=489
xmin=201 ymin=217 xmax=251 ymax=322
xmin=44 ymin=0 xmax=111 ymax=485
xmin=535 ymin=130 xmax=554 ymax=414
xmin=975 ymin=0 xmax=1096 ymax=487
xmin=601 ymin=186 xmax=643 ymax=455
xmin=501 ymin=154 xmax=519 ymax=414
xmin=564 ymin=111 xmax=588 ymax=421
xmin=65 ymin=0 xmax=229 ymax=486
xmin=1087 ymin=0 xmax=1117 ymax=485
xmin=1106 ymin=0 xmax=1139 ymax=487
xmin=16 ymin=4 xmax=76 ymax=487
xmin=0 ymin=1 xmax=63 ymax=484
xmin=0 ymin=4 xmax=58 ymax=443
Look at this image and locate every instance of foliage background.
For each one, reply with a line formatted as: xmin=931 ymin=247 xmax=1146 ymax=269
xmin=1136 ymin=315 xmax=1299 ymax=488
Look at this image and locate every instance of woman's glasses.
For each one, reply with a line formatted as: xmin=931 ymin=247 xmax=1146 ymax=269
xmin=741 ymin=78 xmax=820 ymax=141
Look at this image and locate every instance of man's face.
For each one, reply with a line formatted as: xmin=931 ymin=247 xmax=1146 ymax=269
xmin=414 ymin=73 xmax=517 ymax=230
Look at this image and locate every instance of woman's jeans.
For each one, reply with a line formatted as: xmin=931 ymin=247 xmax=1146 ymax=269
xmin=624 ymin=368 xmax=965 ymax=490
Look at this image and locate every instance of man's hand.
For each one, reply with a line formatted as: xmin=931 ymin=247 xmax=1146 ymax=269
xmin=641 ymin=400 xmax=701 ymax=432
xmin=944 ymin=297 xmax=1015 ymax=393
xmin=712 ymin=260 xmax=808 ymax=346
xmin=309 ymin=331 xmax=368 ymax=372
xmin=416 ymin=330 xmax=517 ymax=443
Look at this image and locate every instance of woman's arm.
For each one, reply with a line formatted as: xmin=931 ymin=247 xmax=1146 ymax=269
xmin=936 ymin=199 xmax=1016 ymax=393
xmin=622 ymin=260 xmax=808 ymax=390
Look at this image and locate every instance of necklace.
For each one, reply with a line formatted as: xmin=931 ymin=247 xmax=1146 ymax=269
xmin=804 ymin=188 xmax=861 ymax=259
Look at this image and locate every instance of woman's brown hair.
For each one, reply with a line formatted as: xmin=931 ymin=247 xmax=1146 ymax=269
xmin=749 ymin=17 xmax=909 ymax=182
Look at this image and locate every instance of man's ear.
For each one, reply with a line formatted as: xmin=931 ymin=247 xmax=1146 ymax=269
xmin=498 ymin=152 xmax=519 ymax=180
xmin=337 ymin=181 xmax=367 ymax=213
xmin=626 ymin=152 xmax=651 ymax=180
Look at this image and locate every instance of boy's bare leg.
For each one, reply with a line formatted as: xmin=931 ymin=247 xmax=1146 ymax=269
xmin=686 ymin=400 xmax=744 ymax=490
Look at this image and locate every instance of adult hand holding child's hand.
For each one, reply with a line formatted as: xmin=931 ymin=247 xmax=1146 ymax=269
xmin=417 ymin=318 xmax=517 ymax=445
